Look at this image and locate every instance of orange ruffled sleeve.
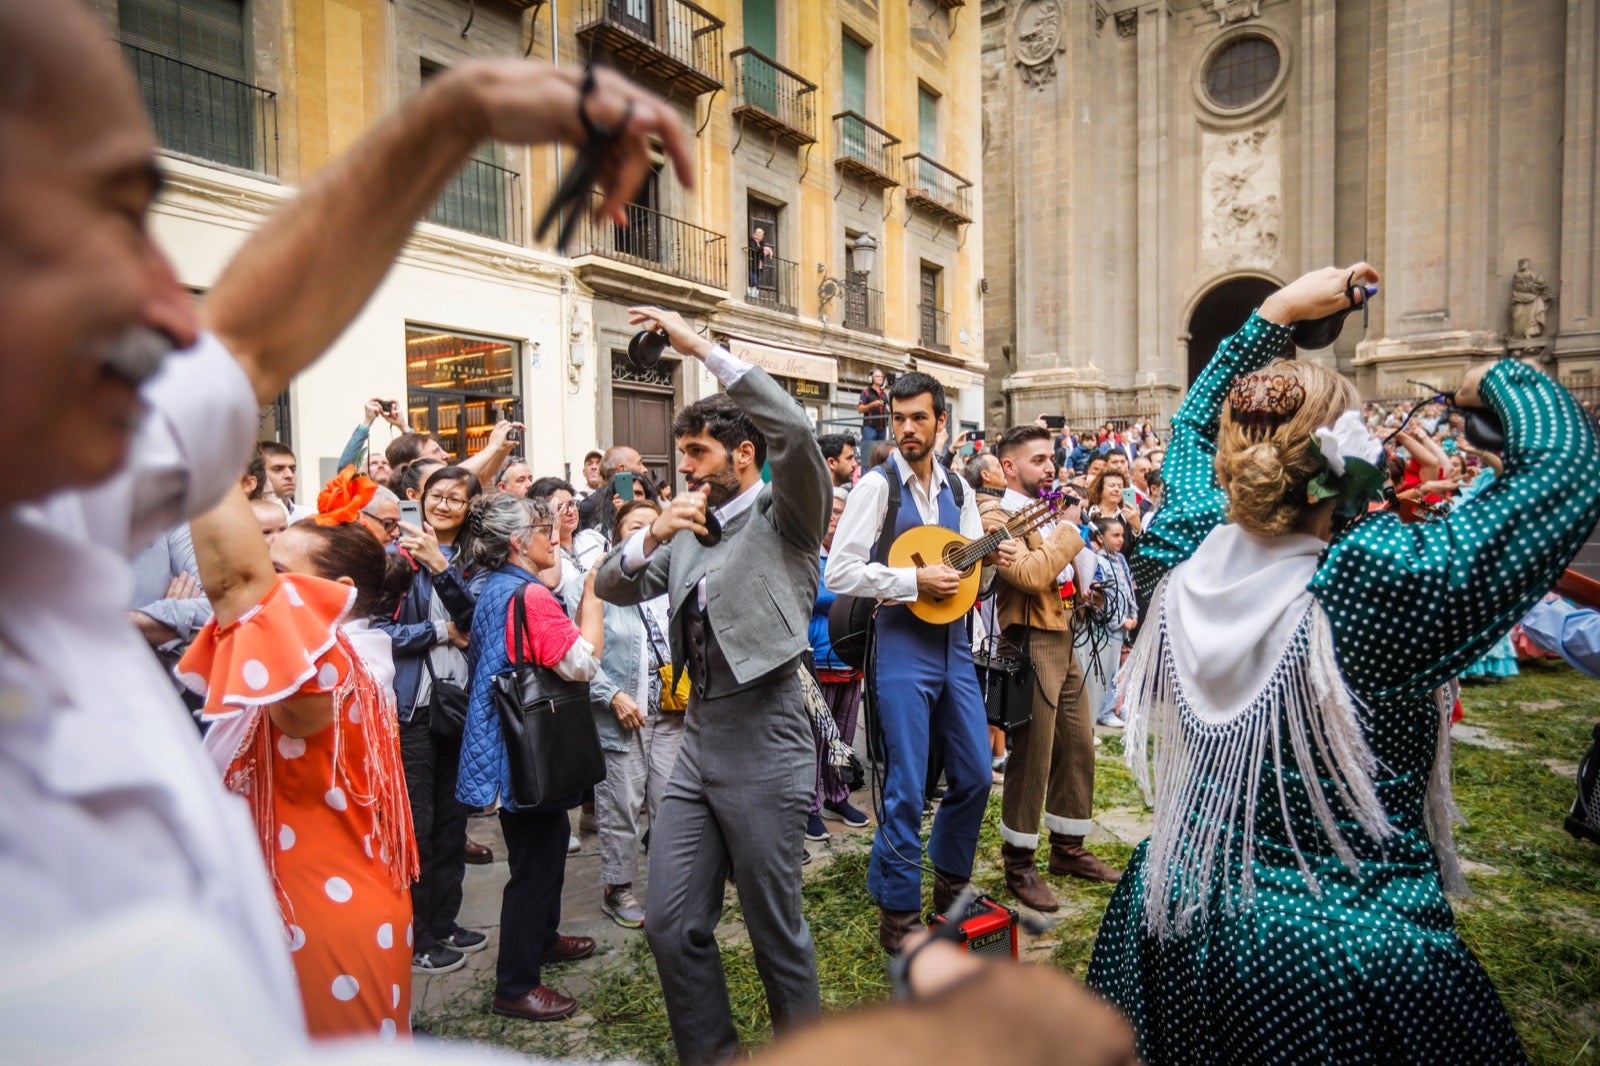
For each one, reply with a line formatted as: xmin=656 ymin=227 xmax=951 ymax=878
xmin=178 ymin=573 xmax=357 ymax=721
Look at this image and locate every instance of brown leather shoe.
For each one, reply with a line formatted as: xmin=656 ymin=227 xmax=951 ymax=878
xmin=1001 ymin=843 xmax=1061 ymax=911
xmin=541 ymin=934 xmax=597 ymax=963
xmin=878 ymin=907 xmax=924 ymax=954
xmin=491 ymin=985 xmax=577 ymax=1022
xmin=1047 ymin=832 xmax=1122 ymax=883
xmin=463 ymin=838 xmax=493 ymax=865
xmin=931 ymin=868 xmax=970 ymax=916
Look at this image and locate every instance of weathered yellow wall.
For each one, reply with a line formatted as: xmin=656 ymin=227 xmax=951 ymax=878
xmin=290 ymin=0 xmax=391 ymax=177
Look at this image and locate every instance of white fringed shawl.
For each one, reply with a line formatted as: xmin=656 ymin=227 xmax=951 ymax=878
xmin=1122 ymin=525 xmax=1465 ymax=940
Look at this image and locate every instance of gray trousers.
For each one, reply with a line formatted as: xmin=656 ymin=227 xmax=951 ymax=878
xmin=644 ymin=671 xmax=821 ymax=1066
xmin=596 ymin=711 xmax=687 ymax=887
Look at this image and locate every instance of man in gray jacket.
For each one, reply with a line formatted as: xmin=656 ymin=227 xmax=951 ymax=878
xmin=595 ymin=306 xmax=831 ymax=1066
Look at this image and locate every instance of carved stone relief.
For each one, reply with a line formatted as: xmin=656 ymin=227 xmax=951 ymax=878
xmin=1200 ymin=121 xmax=1282 ymax=270
xmin=1207 ymin=0 xmax=1261 ymax=26
xmin=1115 ymin=10 xmax=1138 ymax=37
xmin=1012 ymin=0 xmax=1062 ymax=89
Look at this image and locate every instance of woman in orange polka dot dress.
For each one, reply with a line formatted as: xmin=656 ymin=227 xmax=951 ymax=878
xmin=182 ymin=482 xmax=418 ymax=1041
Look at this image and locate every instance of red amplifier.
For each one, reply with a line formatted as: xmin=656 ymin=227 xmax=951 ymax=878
xmin=926 ymin=894 xmax=1019 ymax=960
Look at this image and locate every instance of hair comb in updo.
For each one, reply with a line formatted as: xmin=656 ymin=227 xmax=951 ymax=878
xmin=1228 ymin=373 xmax=1307 ymax=435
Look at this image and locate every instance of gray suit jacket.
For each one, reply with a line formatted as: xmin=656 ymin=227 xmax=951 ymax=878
xmin=594 ymin=366 xmax=831 ymax=688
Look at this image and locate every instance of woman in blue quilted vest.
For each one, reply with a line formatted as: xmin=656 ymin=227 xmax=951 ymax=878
xmin=455 ymin=493 xmax=604 ymax=1024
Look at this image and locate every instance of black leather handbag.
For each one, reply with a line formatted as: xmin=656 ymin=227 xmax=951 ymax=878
xmin=422 ymin=655 xmax=468 ymax=740
xmin=491 ymin=587 xmax=605 ymax=810
xmin=973 ymin=632 xmax=1035 ymax=733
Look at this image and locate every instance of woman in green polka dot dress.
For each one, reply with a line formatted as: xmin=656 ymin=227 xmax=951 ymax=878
xmin=1086 ymin=264 xmax=1600 ymax=1064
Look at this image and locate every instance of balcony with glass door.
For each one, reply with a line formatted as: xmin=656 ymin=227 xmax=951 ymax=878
xmin=569 ymin=189 xmax=727 ymax=305
xmin=904 ymin=154 xmax=973 ymax=226
xmin=575 ymin=0 xmax=725 ymax=98
xmin=730 ymin=48 xmax=816 ymax=147
xmin=833 ymin=112 xmax=901 ymax=189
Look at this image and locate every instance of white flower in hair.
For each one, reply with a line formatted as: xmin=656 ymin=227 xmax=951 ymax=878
xmin=1314 ymin=410 xmax=1384 ymax=477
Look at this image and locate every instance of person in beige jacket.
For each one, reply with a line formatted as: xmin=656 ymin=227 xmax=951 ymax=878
xmin=979 ymin=426 xmax=1122 ymax=913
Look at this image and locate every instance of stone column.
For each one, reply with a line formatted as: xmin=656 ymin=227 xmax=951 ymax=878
xmin=1358 ymin=0 xmax=1501 ymax=391
xmin=1134 ymin=2 xmax=1172 ymax=383
xmin=1556 ymin=0 xmax=1600 ymax=371
xmin=1299 ymin=0 xmax=1336 ymax=272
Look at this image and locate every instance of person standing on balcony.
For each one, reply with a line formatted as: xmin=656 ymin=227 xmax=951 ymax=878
xmin=749 ymin=225 xmax=773 ymax=299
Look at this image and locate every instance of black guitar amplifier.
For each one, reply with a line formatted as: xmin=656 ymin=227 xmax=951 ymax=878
xmin=973 ymin=642 xmax=1033 ymax=732
xmin=927 ymin=894 xmax=1019 ymax=961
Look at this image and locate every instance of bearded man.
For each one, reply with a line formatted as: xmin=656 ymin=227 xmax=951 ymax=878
xmin=594 ymin=306 xmax=832 ymax=1066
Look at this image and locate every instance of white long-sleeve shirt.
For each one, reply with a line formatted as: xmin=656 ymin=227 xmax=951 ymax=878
xmin=0 ymin=336 xmax=308 ymax=1056
xmin=825 ymin=449 xmax=983 ymax=603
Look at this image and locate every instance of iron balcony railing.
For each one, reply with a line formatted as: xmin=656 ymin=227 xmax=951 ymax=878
xmin=833 ymin=111 xmax=901 ymax=188
xmin=904 ymin=153 xmax=973 ymax=225
xmin=918 ymin=304 xmax=950 ymax=352
xmin=121 ymin=42 xmax=278 ymax=176
xmin=744 ymin=248 xmax=799 ymax=314
xmin=843 ymin=279 xmax=885 ymax=335
xmin=730 ymin=47 xmax=816 ymax=146
xmin=575 ymin=0 xmax=725 ymax=97
xmin=428 ymin=158 xmax=523 ymax=244
xmin=572 ymin=189 xmax=727 ymax=290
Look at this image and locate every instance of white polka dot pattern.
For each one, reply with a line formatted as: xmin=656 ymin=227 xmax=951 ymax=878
xmin=377 ymin=922 xmax=393 ymax=949
xmin=1093 ymin=314 xmax=1594 ymax=1063
xmin=324 ymin=877 xmax=353 ymax=903
xmin=330 ymin=974 xmax=359 ymax=1002
xmin=241 ymin=659 xmax=270 ymax=690
xmin=276 ymin=734 xmax=306 ymax=760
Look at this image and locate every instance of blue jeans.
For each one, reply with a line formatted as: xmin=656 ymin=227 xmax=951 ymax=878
xmin=860 ymin=425 xmax=886 ymax=444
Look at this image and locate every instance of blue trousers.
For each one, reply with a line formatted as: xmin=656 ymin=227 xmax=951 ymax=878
xmin=868 ymin=617 xmax=992 ymax=911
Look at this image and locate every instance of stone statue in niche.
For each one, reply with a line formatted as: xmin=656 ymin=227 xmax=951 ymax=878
xmin=1508 ymin=258 xmax=1557 ymax=340
xmin=1013 ymin=0 xmax=1062 ymax=89
xmin=1200 ymin=123 xmax=1282 ymax=269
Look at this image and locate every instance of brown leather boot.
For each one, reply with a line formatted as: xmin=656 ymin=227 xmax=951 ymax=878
xmin=931 ymin=868 xmax=969 ymax=916
xmin=879 ymin=907 xmax=924 ymax=954
xmin=1001 ymin=843 xmax=1061 ymax=912
xmin=1047 ymin=832 xmax=1122 ymax=883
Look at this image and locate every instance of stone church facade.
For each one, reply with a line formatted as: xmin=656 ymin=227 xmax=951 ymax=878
xmin=980 ymin=0 xmax=1600 ymax=431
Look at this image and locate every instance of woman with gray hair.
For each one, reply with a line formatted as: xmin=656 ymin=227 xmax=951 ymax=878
xmin=455 ymin=493 xmax=605 ymax=1023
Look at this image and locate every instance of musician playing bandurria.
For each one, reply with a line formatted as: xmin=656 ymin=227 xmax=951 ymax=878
xmin=827 ymin=372 xmax=1021 ymax=952
xmin=979 ymin=426 xmax=1119 ymax=916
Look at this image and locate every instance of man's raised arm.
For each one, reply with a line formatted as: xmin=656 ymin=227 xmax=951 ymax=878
xmin=202 ymin=63 xmax=692 ymax=404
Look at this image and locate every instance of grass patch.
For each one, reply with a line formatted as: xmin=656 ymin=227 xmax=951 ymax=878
xmin=418 ymin=663 xmax=1600 ymax=1064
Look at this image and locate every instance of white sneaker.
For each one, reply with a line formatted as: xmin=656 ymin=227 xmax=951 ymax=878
xmin=567 ymin=833 xmax=580 ymax=854
xmin=1098 ymin=713 xmax=1126 ymax=730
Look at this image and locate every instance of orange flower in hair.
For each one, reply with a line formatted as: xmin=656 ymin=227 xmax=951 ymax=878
xmin=313 ymin=465 xmax=378 ymax=527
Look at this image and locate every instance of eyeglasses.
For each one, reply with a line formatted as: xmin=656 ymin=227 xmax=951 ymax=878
xmin=426 ymin=495 xmax=470 ymax=511
xmin=529 ymin=524 xmax=555 ymax=539
xmin=369 ymin=515 xmax=400 ymax=534
xmin=557 ymin=501 xmax=578 ymax=514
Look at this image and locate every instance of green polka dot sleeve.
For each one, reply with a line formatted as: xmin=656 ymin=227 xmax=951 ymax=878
xmin=1312 ymin=359 xmax=1600 ymax=702
xmin=1130 ymin=312 xmax=1292 ymax=602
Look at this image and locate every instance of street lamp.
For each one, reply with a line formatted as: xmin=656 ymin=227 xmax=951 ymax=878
xmin=817 ymin=233 xmax=879 ymax=315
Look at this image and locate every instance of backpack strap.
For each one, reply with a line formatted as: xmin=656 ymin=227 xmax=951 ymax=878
xmin=868 ymin=462 xmax=901 ymax=566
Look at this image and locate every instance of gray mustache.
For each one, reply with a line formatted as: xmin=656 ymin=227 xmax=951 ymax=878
xmin=101 ymin=326 xmax=174 ymax=386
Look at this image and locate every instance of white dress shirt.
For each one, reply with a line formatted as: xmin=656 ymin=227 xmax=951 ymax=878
xmin=618 ymin=345 xmax=762 ymax=613
xmin=0 ymin=335 xmax=307 ymax=1055
xmin=825 ymin=448 xmax=984 ymax=603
